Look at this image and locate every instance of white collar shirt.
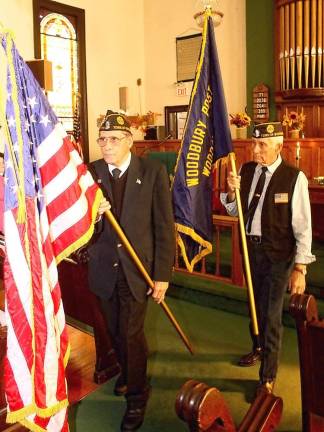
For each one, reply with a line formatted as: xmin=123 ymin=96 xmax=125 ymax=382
xmin=107 ymin=152 xmax=131 ymax=178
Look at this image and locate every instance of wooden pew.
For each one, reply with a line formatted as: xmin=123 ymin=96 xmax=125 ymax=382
xmin=289 ymin=294 xmax=324 ymax=432
xmin=175 ymin=380 xmax=283 ymax=432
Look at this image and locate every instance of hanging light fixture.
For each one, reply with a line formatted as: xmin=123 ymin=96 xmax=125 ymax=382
xmin=193 ymin=0 xmax=223 ymax=28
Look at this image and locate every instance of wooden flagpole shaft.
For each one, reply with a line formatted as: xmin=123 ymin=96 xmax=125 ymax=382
xmin=104 ymin=209 xmax=194 ymax=355
xmin=228 ymin=153 xmax=260 ymax=339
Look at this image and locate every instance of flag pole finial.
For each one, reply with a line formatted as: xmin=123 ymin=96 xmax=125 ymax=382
xmin=193 ymin=1 xmax=223 ymax=28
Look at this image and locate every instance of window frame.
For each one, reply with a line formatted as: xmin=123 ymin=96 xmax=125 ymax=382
xmin=33 ymin=0 xmax=89 ymax=162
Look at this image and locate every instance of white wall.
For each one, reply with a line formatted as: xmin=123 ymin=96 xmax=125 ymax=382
xmin=0 ymin=0 xmax=34 ymax=59
xmin=50 ymin=0 xmax=145 ymax=160
xmin=144 ymin=0 xmax=246 ymax=129
xmin=0 ymin=0 xmax=246 ymax=160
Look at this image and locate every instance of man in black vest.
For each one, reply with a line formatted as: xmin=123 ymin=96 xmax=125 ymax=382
xmin=221 ymin=122 xmax=315 ymax=395
xmin=88 ymin=111 xmax=175 ymax=431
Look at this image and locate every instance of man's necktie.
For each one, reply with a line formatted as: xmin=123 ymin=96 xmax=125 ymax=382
xmin=246 ymin=166 xmax=268 ymax=233
xmin=112 ymin=168 xmax=121 ymax=180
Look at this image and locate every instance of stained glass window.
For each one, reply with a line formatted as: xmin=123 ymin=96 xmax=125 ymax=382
xmin=40 ymin=13 xmax=78 ymax=132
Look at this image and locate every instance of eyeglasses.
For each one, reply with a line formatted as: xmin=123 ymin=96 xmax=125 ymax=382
xmin=96 ymin=135 xmax=127 ymax=147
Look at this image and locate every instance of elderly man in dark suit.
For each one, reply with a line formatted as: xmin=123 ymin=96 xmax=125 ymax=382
xmin=88 ymin=110 xmax=175 ymax=431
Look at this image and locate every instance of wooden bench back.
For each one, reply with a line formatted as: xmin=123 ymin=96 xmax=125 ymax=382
xmin=289 ymin=294 xmax=324 ymax=431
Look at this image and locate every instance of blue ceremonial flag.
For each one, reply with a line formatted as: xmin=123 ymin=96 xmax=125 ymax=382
xmin=172 ymin=10 xmax=233 ymax=272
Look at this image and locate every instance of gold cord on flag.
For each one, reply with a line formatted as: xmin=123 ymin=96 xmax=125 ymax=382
xmin=56 ymin=185 xmax=103 ymax=264
xmin=5 ymin=33 xmax=27 ymax=223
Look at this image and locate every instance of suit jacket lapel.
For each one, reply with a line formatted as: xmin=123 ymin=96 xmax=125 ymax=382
xmin=120 ymin=154 xmax=142 ymax=226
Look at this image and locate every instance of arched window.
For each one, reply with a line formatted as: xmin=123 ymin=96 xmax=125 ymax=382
xmin=33 ymin=0 xmax=89 ymax=161
xmin=40 ymin=13 xmax=78 ymax=132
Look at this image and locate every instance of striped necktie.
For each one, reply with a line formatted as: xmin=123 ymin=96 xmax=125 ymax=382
xmin=112 ymin=168 xmax=121 ymax=180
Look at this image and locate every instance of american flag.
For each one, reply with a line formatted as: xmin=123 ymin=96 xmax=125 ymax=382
xmin=0 ymin=32 xmax=102 ymax=432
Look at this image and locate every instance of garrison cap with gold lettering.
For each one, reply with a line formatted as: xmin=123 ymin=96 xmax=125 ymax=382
xmin=99 ymin=110 xmax=132 ymax=134
xmin=252 ymin=122 xmax=283 ymax=139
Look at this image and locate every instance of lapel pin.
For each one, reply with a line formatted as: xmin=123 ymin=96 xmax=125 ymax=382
xmin=136 ymin=178 xmax=141 ymax=184
xmin=97 ymin=179 xmax=102 ymax=184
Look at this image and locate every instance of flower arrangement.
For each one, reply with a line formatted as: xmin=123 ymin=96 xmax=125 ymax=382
xmin=229 ymin=112 xmax=251 ymax=128
xmin=127 ymin=111 xmax=161 ymax=133
xmin=282 ymin=110 xmax=306 ymax=131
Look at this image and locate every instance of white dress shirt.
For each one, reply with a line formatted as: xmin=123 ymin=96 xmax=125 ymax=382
xmin=107 ymin=152 xmax=131 ymax=178
xmin=220 ymin=155 xmax=316 ymax=264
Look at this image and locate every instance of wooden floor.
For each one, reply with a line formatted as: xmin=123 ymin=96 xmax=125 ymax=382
xmin=66 ymin=325 xmax=99 ymax=404
xmin=0 ymin=286 xmax=102 ymax=430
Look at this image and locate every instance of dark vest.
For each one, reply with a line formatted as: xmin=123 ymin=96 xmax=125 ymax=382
xmin=240 ymin=160 xmax=299 ymax=262
xmin=109 ymin=170 xmax=128 ymax=221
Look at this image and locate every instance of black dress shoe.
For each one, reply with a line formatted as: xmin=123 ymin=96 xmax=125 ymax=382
xmin=120 ymin=399 xmax=148 ymax=430
xmin=114 ymin=375 xmax=128 ymax=396
xmin=238 ymin=349 xmax=262 ymax=367
xmin=120 ymin=387 xmax=151 ymax=431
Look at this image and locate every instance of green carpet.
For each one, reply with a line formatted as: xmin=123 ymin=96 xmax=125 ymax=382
xmin=69 ymin=297 xmax=303 ymax=432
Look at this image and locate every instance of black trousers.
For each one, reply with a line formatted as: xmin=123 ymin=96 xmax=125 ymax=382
xmin=247 ymin=242 xmax=293 ymax=382
xmin=99 ymin=268 xmax=148 ymax=396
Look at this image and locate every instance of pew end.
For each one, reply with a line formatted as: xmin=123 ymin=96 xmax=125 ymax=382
xmin=175 ymin=379 xmax=283 ymax=432
xmin=289 ymin=294 xmax=324 ymax=432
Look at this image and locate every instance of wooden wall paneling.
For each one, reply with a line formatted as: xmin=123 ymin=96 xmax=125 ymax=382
xmin=299 ymin=144 xmax=315 ymax=180
xmin=280 ymin=140 xmax=292 ymax=162
xmin=318 ymin=104 xmax=324 ymax=137
xmin=133 ymin=138 xmax=324 ymax=180
xmin=132 ymin=140 xmax=181 ymax=156
xmin=318 ymin=140 xmax=324 ymax=176
xmin=302 ymin=104 xmax=315 ymax=138
xmin=309 ymin=140 xmax=320 ymax=180
xmin=232 ymin=140 xmax=250 ymax=169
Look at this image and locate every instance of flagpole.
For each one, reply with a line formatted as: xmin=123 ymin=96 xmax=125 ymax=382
xmin=103 ymin=209 xmax=194 ymax=355
xmin=228 ymin=152 xmax=260 ymax=344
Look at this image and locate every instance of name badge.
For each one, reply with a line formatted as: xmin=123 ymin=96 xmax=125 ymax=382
xmin=274 ymin=193 xmax=289 ymax=203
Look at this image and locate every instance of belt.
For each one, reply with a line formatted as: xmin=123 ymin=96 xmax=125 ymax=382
xmin=247 ymin=235 xmax=262 ymax=244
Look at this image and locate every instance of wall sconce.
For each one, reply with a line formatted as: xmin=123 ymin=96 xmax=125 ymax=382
xmin=194 ymin=0 xmax=223 ymax=28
